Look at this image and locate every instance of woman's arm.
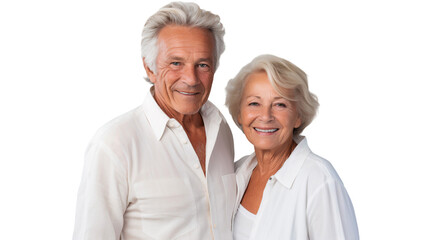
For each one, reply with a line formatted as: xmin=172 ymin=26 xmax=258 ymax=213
xmin=307 ymin=179 xmax=359 ymax=240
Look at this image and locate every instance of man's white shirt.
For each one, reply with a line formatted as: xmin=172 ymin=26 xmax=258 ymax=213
xmin=73 ymin=89 xmax=235 ymax=240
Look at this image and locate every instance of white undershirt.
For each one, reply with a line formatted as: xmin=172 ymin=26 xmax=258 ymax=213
xmin=233 ymin=204 xmax=256 ymax=240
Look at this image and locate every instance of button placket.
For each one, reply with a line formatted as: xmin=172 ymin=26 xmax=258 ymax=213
xmin=168 ymin=121 xmax=206 ymax=180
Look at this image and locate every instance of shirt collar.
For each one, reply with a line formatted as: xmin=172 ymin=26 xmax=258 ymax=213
xmin=141 ymin=89 xmax=170 ymax=141
xmin=236 ymin=153 xmax=258 ymax=177
xmin=273 ymin=136 xmax=311 ymax=189
xmin=234 ymin=153 xmax=258 ymax=208
xmin=199 ymin=99 xmax=222 ymax=131
xmin=141 ymin=87 xmax=222 ymax=141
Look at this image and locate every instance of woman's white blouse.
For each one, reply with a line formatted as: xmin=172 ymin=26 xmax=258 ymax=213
xmin=234 ymin=137 xmax=359 ymax=240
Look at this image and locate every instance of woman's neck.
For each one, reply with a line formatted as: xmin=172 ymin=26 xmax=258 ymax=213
xmin=254 ymin=139 xmax=297 ymax=178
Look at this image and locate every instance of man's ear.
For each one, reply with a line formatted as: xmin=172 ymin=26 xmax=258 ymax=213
xmin=143 ymin=58 xmax=156 ymax=84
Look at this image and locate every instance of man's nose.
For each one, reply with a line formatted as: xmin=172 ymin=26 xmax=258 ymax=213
xmin=181 ymin=65 xmax=199 ymax=86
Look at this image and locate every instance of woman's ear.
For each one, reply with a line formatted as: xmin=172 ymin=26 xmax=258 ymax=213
xmin=294 ymin=117 xmax=302 ymax=129
xmin=143 ymin=58 xmax=156 ymax=84
xmin=237 ymin=112 xmax=242 ymax=125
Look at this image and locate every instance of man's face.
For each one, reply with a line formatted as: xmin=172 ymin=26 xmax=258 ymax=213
xmin=145 ymin=25 xmax=216 ymax=118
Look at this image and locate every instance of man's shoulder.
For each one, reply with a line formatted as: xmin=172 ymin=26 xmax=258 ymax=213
xmin=201 ymin=100 xmax=224 ymax=119
xmin=203 ymin=100 xmax=232 ymax=130
xmin=90 ymin=105 xmax=145 ymax=147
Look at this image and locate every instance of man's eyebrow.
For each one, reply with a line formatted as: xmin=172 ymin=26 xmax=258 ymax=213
xmin=197 ymin=58 xmax=213 ymax=63
xmin=167 ymin=56 xmax=185 ymax=61
xmin=166 ymin=56 xmax=213 ymax=63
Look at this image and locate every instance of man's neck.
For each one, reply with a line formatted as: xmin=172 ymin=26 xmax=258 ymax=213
xmin=152 ymin=90 xmax=207 ymax=174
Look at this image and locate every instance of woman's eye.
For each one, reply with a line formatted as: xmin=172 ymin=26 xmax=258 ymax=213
xmin=249 ymin=102 xmax=259 ymax=106
xmin=275 ymin=103 xmax=287 ymax=108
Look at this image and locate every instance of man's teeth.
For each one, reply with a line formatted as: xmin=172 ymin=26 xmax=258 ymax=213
xmin=178 ymin=91 xmax=197 ymax=95
xmin=254 ymin=128 xmax=278 ymax=133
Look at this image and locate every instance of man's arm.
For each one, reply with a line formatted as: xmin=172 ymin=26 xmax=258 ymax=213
xmin=73 ymin=141 xmax=128 ymax=240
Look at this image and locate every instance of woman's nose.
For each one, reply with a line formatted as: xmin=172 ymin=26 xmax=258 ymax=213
xmin=259 ymin=106 xmax=274 ymax=122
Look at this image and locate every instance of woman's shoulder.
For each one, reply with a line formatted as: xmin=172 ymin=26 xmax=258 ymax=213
xmin=302 ymin=151 xmax=344 ymax=185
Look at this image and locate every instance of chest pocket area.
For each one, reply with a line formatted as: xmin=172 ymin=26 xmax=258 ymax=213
xmin=134 ymin=178 xmax=197 ymax=239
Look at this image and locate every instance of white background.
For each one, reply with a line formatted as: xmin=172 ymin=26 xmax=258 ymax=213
xmin=1 ymin=0 xmax=428 ymax=239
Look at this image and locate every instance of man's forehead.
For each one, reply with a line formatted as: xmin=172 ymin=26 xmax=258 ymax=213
xmin=157 ymin=25 xmax=215 ymax=60
xmin=158 ymin=24 xmax=213 ymax=36
xmin=158 ymin=25 xmax=214 ymax=46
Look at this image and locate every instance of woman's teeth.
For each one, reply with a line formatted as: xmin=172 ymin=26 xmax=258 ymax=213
xmin=254 ymin=128 xmax=279 ymax=133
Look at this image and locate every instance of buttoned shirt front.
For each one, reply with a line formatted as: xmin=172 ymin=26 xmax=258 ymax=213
xmin=234 ymin=137 xmax=359 ymax=240
xmin=73 ymin=90 xmax=236 ymax=240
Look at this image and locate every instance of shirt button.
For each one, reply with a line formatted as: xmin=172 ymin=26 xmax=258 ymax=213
xmin=194 ymin=163 xmax=200 ymax=169
xmin=182 ymin=139 xmax=188 ymax=144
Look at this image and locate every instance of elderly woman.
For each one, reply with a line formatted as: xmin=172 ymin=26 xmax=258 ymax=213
xmin=226 ymin=55 xmax=359 ymax=240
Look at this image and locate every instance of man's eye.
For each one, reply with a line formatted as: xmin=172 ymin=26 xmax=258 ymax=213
xmin=171 ymin=62 xmax=180 ymax=66
xmin=198 ymin=63 xmax=209 ymax=68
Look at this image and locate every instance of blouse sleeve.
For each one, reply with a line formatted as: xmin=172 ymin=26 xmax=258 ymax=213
xmin=307 ymin=179 xmax=359 ymax=240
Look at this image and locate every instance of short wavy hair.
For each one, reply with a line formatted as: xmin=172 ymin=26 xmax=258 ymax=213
xmin=225 ymin=54 xmax=319 ymax=136
xmin=141 ymin=2 xmax=225 ymax=82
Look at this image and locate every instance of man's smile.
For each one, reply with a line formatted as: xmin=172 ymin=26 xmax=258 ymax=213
xmin=177 ymin=90 xmax=199 ymax=95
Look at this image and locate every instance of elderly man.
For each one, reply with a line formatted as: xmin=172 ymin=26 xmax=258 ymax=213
xmin=73 ymin=2 xmax=235 ymax=240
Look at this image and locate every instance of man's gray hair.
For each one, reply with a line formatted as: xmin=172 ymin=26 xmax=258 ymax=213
xmin=141 ymin=2 xmax=225 ymax=82
xmin=225 ymin=54 xmax=319 ymax=137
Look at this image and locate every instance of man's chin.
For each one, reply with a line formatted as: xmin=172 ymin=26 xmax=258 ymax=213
xmin=173 ymin=100 xmax=205 ymax=114
xmin=178 ymin=108 xmax=201 ymax=116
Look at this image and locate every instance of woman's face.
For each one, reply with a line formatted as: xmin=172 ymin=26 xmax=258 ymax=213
xmin=238 ymin=71 xmax=301 ymax=152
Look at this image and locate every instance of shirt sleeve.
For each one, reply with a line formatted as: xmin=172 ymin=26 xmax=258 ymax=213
xmin=307 ymin=179 xmax=359 ymax=240
xmin=73 ymin=141 xmax=128 ymax=240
